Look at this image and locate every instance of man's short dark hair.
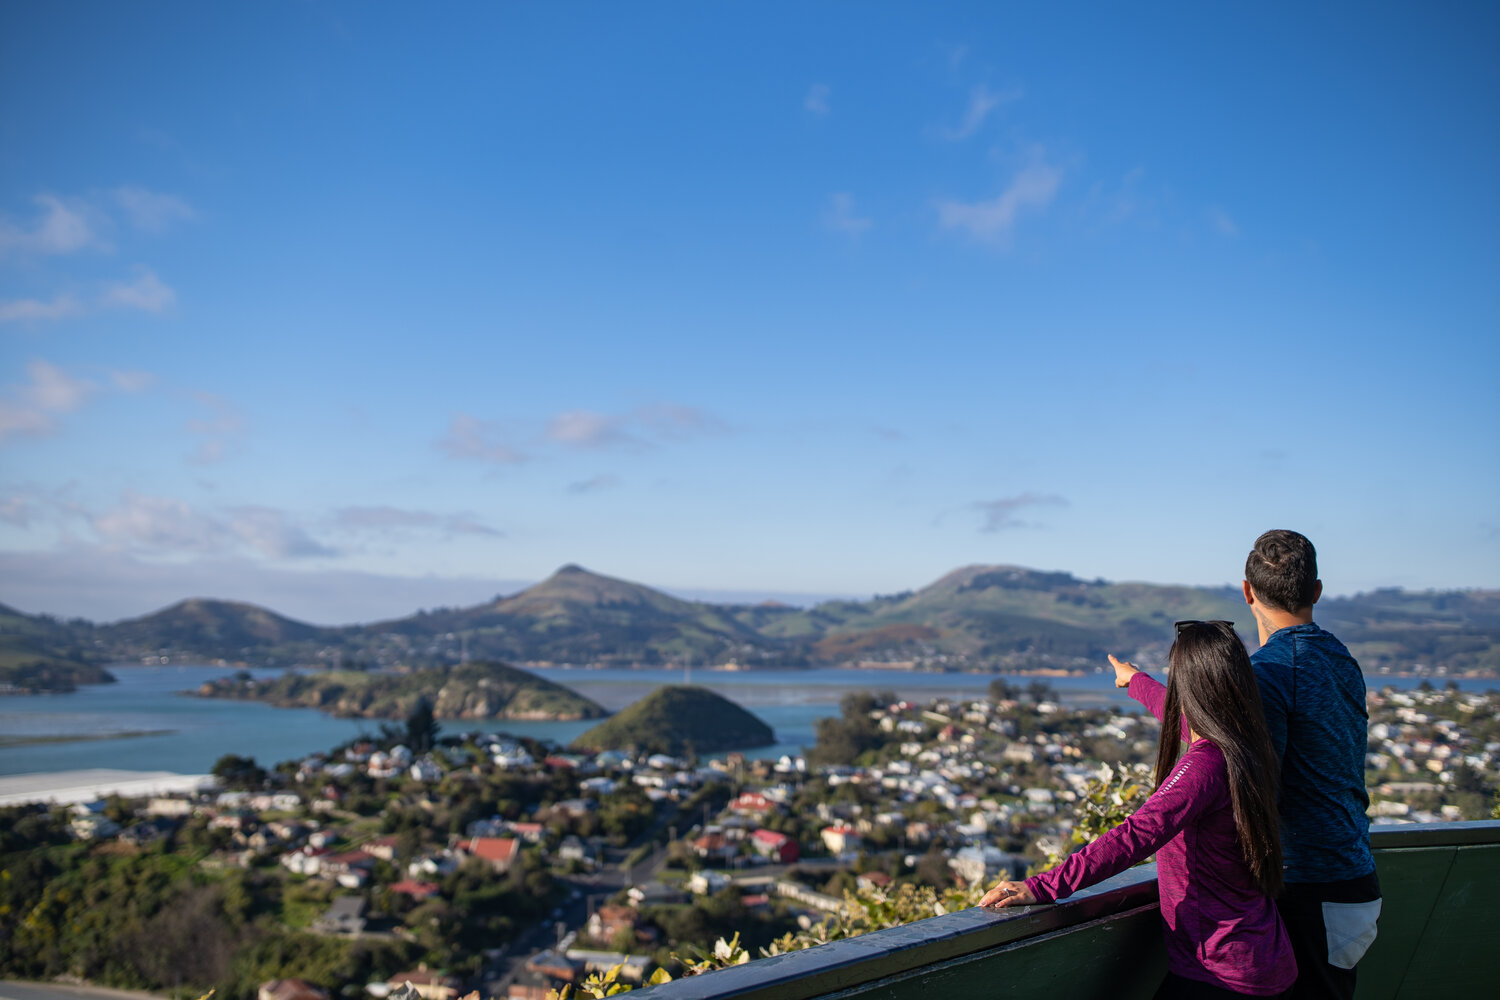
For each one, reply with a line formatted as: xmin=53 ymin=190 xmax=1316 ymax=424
xmin=1245 ymin=529 xmax=1319 ymax=613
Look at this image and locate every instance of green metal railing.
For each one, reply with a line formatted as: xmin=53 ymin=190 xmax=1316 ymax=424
xmin=637 ymin=821 xmax=1500 ymax=1000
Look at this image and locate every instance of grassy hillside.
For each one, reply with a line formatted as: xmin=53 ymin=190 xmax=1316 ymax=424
xmin=194 ymin=659 xmax=607 ymax=720
xmin=11 ymin=564 xmax=1499 ymax=677
xmin=99 ymin=598 xmax=332 ymax=662
xmin=0 ymin=603 xmax=113 ymax=693
xmin=570 ymin=685 xmax=774 ymax=755
xmin=760 ymin=566 xmax=1250 ymax=671
xmin=353 ymin=564 xmax=790 ymax=667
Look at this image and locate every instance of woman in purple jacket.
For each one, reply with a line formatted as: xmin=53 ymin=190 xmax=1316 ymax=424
xmin=981 ymin=620 xmax=1296 ymax=998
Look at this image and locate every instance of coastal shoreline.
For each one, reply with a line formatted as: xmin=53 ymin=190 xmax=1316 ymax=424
xmin=0 ymin=769 xmax=214 ymax=807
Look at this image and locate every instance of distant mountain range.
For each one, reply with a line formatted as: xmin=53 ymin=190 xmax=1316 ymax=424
xmin=3 ymin=563 xmax=1498 ymax=690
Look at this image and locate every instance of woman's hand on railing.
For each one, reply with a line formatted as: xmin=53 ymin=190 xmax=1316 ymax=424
xmin=978 ymin=880 xmax=1037 ymax=908
xmin=1107 ymin=654 xmax=1139 ymax=689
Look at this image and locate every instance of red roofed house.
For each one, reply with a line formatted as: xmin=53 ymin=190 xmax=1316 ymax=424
xmin=585 ymin=904 xmax=638 ymax=944
xmin=389 ymin=879 xmax=441 ymax=900
xmin=690 ymin=831 xmax=736 ymax=863
xmin=730 ymin=791 xmax=779 ymax=815
xmin=508 ymin=821 xmax=545 ymax=843
xmin=461 ymin=836 xmax=519 ymax=872
xmin=749 ymin=828 xmax=799 ymax=863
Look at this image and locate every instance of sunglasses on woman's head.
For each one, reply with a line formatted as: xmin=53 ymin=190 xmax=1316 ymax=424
xmin=1174 ymin=619 xmax=1235 ymax=634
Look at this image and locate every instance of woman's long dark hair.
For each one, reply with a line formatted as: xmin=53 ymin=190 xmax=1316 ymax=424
xmin=1155 ymin=622 xmax=1284 ymax=897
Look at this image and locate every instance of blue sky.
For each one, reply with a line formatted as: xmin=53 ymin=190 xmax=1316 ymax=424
xmin=1 ymin=2 xmax=1496 ymax=624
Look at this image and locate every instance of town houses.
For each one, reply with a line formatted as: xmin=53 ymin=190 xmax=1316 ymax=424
xmin=22 ymin=683 xmax=1496 ymax=1000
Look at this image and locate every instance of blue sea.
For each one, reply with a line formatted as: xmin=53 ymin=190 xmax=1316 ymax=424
xmin=1 ymin=663 xmax=1493 ymax=777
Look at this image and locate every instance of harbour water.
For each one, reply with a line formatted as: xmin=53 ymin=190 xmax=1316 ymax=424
xmin=2 ymin=663 xmax=1493 ymax=779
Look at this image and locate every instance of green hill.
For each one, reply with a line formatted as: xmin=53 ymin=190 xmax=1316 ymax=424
xmin=570 ymin=685 xmax=774 ymax=755
xmin=352 ymin=564 xmax=789 ymax=667
xmin=194 ymin=659 xmax=607 ymax=720
xmin=763 ymin=565 xmax=1251 ymax=671
xmin=99 ymin=598 xmax=332 ymax=661
xmin=10 ymin=563 xmax=1499 ymax=677
xmin=0 ymin=603 xmax=114 ymax=693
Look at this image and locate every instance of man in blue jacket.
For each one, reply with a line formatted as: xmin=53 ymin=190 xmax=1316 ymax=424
xmin=1243 ymin=529 xmax=1380 ymax=1000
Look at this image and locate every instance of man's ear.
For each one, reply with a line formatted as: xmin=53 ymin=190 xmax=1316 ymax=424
xmin=1242 ymin=580 xmax=1255 ymax=606
xmin=1311 ymin=580 xmax=1323 ymax=607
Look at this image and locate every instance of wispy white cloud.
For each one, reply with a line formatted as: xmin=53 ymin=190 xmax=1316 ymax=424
xmin=442 ymin=404 xmax=723 ymax=465
xmin=1 ymin=269 xmax=176 ymax=325
xmin=91 ymin=493 xmax=226 ymax=553
xmin=113 ymin=186 xmax=194 ymax=232
xmin=89 ymin=492 xmax=336 ymax=560
xmin=227 ymin=505 xmax=338 ymax=558
xmin=185 ymin=391 xmax=246 ymax=465
xmin=0 ymin=195 xmax=104 ymax=257
xmin=333 ymin=505 xmax=502 ymax=538
xmin=804 ymin=83 xmax=831 ymax=115
xmin=0 ymin=493 xmax=36 ymax=527
xmin=822 ymin=192 xmax=873 ymax=236
xmin=936 ymin=160 xmax=1062 ymax=244
xmin=632 ymin=403 xmax=727 ymax=440
xmin=0 ymin=294 xmax=85 ymax=325
xmin=972 ymin=492 xmax=1068 ymax=532
xmin=1206 ymin=205 xmax=1239 ymax=237
xmin=111 ymin=369 xmax=157 ymax=393
xmin=0 ymin=360 xmax=96 ymax=444
xmin=548 ymin=410 xmax=634 ymax=448
xmin=938 ymin=84 xmax=1021 ymax=140
xmin=569 ymin=473 xmax=621 ymax=494
xmin=548 ymin=404 xmax=726 ymax=450
xmin=103 ymin=267 xmax=176 ymax=313
xmin=1079 ymin=167 xmax=1153 ymax=230
xmin=438 ymin=413 xmax=529 ymax=465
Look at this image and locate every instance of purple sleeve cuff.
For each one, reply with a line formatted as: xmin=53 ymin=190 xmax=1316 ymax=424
xmin=1023 ymin=875 xmax=1056 ymax=904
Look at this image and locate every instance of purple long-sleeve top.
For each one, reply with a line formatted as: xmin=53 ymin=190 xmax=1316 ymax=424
xmin=1023 ymin=672 xmax=1296 ymax=996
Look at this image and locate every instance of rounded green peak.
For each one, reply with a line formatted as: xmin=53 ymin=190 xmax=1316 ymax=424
xmin=570 ymin=684 xmax=773 ymax=756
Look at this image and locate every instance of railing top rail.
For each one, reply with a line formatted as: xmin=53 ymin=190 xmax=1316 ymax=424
xmin=1369 ymin=819 xmax=1500 ymax=847
xmin=635 ymin=864 xmax=1161 ymax=1000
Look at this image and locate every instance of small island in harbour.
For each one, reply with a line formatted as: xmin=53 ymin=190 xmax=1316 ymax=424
xmin=570 ymin=684 xmax=774 ymax=756
xmin=192 ymin=659 xmax=607 ymax=721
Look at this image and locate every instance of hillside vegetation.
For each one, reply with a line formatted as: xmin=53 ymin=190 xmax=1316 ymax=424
xmin=195 ymin=660 xmax=607 ymax=720
xmin=11 ymin=564 xmax=1500 ymax=678
xmin=0 ymin=603 xmax=113 ymax=693
xmin=571 ymin=685 xmax=774 ymax=755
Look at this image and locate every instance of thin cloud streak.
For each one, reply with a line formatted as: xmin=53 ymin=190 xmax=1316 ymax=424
xmin=438 ymin=413 xmax=529 ymax=465
xmin=822 ymin=192 xmax=873 ymax=236
xmin=936 ymin=161 xmax=1062 ymax=243
xmin=938 ymin=84 xmax=1020 ymax=140
xmin=0 ymin=295 xmax=85 ymax=325
xmin=185 ymin=392 xmax=246 ymax=466
xmin=973 ymin=492 xmax=1068 ymax=532
xmin=89 ymin=492 xmax=337 ymax=559
xmin=569 ymin=473 xmax=621 ymax=494
xmin=0 ymin=360 xmax=96 ymax=444
xmin=0 ymin=194 xmax=103 ymax=256
xmin=804 ymin=83 xmax=831 ymax=115
xmin=113 ymin=186 xmax=194 ymax=232
xmin=1207 ymin=205 xmax=1239 ymax=237
xmin=103 ymin=267 xmax=176 ymax=313
xmin=334 ymin=505 xmax=502 ymax=538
